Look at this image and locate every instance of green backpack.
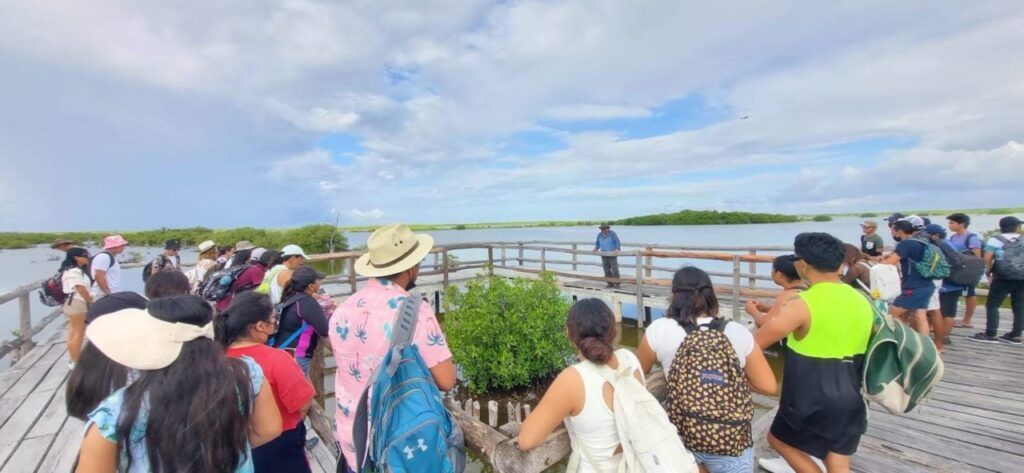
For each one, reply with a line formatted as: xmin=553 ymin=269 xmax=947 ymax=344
xmin=908 ymin=237 xmax=951 ymax=279
xmin=860 ymin=296 xmax=944 ymax=414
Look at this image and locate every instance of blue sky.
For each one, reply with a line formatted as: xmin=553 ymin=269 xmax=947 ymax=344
xmin=0 ymin=1 xmax=1022 ymax=231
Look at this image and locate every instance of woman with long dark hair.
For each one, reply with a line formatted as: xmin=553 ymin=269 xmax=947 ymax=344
xmin=636 ymin=266 xmax=775 ymax=473
xmin=518 ymin=298 xmax=644 ymax=472
xmin=61 ymin=247 xmax=94 ymax=366
xmin=76 ymin=295 xmax=282 ymax=472
xmin=217 ymin=291 xmax=315 ymax=473
xmin=745 ymin=255 xmax=806 ymax=328
xmin=66 ymin=291 xmax=147 ymax=421
xmin=276 ymin=266 xmax=330 ymax=375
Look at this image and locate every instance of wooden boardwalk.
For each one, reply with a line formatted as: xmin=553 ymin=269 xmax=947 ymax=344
xmin=0 ymin=276 xmax=1020 ymax=471
xmin=0 ymin=328 xmax=340 ymax=473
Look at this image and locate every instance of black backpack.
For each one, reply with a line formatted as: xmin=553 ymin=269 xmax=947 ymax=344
xmin=199 ymin=264 xmax=251 ymax=302
xmin=935 ymin=240 xmax=985 ymax=287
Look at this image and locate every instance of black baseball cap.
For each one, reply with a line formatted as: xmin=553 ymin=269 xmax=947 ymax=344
xmin=291 ymin=266 xmax=326 ymax=288
xmin=164 ymin=239 xmax=181 ymax=250
xmin=1000 ymin=216 xmax=1022 ymax=231
xmin=884 ymin=212 xmax=905 ymax=222
xmin=86 ymin=291 xmax=148 ymax=324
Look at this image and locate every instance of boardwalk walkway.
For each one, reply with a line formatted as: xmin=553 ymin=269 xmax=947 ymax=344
xmin=0 ymin=289 xmax=1020 ymax=471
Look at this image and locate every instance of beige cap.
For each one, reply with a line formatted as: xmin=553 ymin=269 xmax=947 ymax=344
xmin=197 ymin=240 xmax=216 ymax=253
xmin=862 ymin=220 xmax=878 ymax=228
xmin=235 ymin=240 xmax=256 ymax=251
xmin=85 ymin=308 xmax=214 ymax=370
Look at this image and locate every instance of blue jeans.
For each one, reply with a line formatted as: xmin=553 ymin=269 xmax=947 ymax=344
xmin=693 ymin=447 xmax=754 ymax=473
xmin=296 ymin=356 xmax=311 ymax=375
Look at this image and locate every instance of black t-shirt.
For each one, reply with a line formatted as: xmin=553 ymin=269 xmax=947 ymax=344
xmin=277 ymin=294 xmax=329 ymax=358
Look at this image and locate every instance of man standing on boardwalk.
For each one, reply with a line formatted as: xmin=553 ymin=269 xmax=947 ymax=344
xmin=859 ymin=220 xmax=884 ymax=258
xmin=593 ymin=223 xmax=621 ymax=288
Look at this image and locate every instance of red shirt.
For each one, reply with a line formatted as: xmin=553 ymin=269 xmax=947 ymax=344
xmin=226 ymin=344 xmax=314 ymax=430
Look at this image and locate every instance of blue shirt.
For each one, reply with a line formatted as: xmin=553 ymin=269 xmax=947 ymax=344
xmin=895 ymin=239 xmax=932 ymax=289
xmin=947 ymin=232 xmax=982 ymax=253
xmin=595 ymin=231 xmax=621 ymax=252
xmin=86 ymin=356 xmax=264 ymax=473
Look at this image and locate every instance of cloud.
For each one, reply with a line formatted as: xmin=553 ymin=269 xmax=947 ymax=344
xmin=349 ymin=208 xmax=384 ymax=221
xmin=0 ymin=1 xmax=1022 ymax=230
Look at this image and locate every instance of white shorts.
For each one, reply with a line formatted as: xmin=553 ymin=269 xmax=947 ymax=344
xmin=927 ymin=280 xmax=941 ymax=311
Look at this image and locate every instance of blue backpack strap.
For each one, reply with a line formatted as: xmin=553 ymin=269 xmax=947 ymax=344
xmin=270 ymin=296 xmax=306 ymax=348
xmin=352 ymin=294 xmax=422 ymax=472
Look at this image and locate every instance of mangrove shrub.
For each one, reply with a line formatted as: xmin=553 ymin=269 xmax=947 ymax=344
xmin=442 ymin=272 xmax=574 ymax=394
xmin=616 ymin=209 xmax=798 ymax=226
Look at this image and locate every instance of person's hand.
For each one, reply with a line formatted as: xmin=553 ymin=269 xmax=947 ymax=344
xmin=592 ymin=249 xmax=598 ymax=253
xmin=744 ymin=299 xmax=760 ymax=316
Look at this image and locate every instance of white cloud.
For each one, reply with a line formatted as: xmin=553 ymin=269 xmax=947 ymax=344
xmin=349 ymin=208 xmax=384 ymax=221
xmin=1 ymin=1 xmax=1023 ymax=229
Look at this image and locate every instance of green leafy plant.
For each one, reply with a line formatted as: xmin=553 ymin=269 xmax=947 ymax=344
xmin=442 ymin=272 xmax=574 ymax=394
xmin=812 ymin=215 xmax=833 ymax=222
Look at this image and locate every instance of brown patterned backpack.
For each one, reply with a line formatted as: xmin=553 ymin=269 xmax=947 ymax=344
xmin=666 ymin=318 xmax=753 ymax=456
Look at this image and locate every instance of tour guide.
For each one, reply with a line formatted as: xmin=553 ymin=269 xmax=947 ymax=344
xmin=593 ymin=223 xmax=622 ymax=287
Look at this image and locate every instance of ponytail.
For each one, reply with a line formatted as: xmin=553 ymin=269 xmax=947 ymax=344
xmin=666 ymin=267 xmax=719 ymax=328
xmin=567 ymin=298 xmax=616 ymax=364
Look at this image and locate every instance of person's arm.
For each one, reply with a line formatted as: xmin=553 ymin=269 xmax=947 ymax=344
xmin=984 ymin=250 xmax=996 ymax=274
xmin=276 ymin=268 xmax=293 ymax=287
xmin=94 ymin=270 xmax=111 ymax=296
xmin=593 ymin=235 xmax=600 ymax=252
xmin=744 ymin=300 xmax=770 ymax=328
xmin=76 ymin=425 xmax=118 ymax=472
xmin=429 ymin=359 xmax=457 ymax=391
xmin=518 ymin=368 xmax=580 ymax=451
xmin=637 ymin=334 xmax=658 ymax=374
xmin=249 ymin=378 xmax=283 ymax=447
xmin=841 ymin=264 xmax=860 ymax=284
xmin=969 ymin=235 xmax=983 ymax=258
xmin=301 ymin=298 xmax=330 ymax=336
xmin=612 ymin=232 xmax=621 ymax=251
xmin=75 ymin=285 xmax=94 ymax=305
xmin=754 ymin=297 xmax=810 ymax=349
xmin=743 ymin=345 xmax=777 ymax=395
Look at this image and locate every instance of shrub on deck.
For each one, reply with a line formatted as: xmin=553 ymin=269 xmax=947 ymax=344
xmin=442 ymin=272 xmax=574 ymax=394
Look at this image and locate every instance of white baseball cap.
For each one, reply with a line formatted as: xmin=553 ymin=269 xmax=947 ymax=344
xmin=281 ymin=244 xmax=310 ymax=259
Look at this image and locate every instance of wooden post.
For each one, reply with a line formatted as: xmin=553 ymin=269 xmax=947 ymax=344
xmin=433 ymin=252 xmax=440 ymax=271
xmin=518 ymin=243 xmax=524 ymax=266
xmin=487 ymin=246 xmax=494 ymax=276
xmin=310 ymin=341 xmax=327 ymax=407
xmin=442 ymin=249 xmax=450 ymax=291
xmin=732 ymin=255 xmax=742 ymax=321
xmin=571 ymin=244 xmax=578 ymax=271
xmin=635 ymin=253 xmax=645 ymax=329
xmin=644 ymin=246 xmax=653 ymax=278
xmin=488 ymin=401 xmax=499 ymax=427
xmin=348 ymin=257 xmax=357 ymax=294
xmin=748 ymin=249 xmax=757 ymax=290
xmin=501 ymin=247 xmax=506 ymax=268
xmin=540 ymin=248 xmax=547 ymax=272
xmin=612 ymin=297 xmax=623 ymax=323
xmin=18 ymin=294 xmax=33 ymax=355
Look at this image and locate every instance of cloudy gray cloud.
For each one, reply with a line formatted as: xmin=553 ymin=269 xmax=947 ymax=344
xmin=1 ymin=0 xmax=1022 ymax=230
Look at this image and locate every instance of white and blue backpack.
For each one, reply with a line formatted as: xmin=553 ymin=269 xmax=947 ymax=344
xmin=351 ymin=295 xmax=465 ymax=473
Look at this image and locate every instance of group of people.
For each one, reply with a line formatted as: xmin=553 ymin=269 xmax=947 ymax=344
xmin=47 ymin=212 xmax=1022 ymax=473
xmin=858 ymin=213 xmax=1023 ymax=351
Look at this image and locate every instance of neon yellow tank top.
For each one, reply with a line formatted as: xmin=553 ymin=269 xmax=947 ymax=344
xmin=788 ymin=282 xmax=873 ymax=359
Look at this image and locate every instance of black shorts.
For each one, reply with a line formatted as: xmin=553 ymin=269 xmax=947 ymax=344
xmin=939 ymin=291 xmax=961 ymax=318
xmin=965 ymin=285 xmax=976 ymax=297
xmin=770 ymin=415 xmax=862 ymax=459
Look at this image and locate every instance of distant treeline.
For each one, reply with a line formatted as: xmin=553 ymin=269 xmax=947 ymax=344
xmin=616 ymin=210 xmax=800 ymax=226
xmin=0 ymin=224 xmax=347 ymax=253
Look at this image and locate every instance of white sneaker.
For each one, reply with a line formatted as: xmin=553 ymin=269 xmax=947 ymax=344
xmin=758 ymin=456 xmax=825 ymax=473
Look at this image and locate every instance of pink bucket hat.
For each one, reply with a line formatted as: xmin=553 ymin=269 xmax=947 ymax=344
xmin=103 ymin=235 xmax=129 ymax=250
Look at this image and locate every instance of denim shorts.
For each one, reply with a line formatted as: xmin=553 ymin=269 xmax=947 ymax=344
xmin=893 ymin=285 xmax=935 ymax=310
xmin=693 ymin=447 xmax=754 ymax=473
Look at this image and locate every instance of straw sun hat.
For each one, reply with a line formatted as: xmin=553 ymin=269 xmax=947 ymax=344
xmin=354 ymin=224 xmax=434 ymax=278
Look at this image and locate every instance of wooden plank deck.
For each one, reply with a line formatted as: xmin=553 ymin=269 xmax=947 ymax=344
xmin=2 ymin=283 xmax=1020 ymax=472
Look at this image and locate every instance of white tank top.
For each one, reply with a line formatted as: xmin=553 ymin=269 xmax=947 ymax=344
xmin=565 ymin=350 xmax=640 ymax=473
xmin=266 ymin=265 xmax=287 ymax=304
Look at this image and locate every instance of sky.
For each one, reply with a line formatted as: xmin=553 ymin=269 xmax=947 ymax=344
xmin=1 ymin=1 xmax=1022 ymax=231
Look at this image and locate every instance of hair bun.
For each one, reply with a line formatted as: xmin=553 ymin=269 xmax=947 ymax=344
xmin=579 ymin=336 xmax=613 ymax=363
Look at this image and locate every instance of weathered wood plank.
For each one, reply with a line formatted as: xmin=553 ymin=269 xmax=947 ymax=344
xmin=35 ymin=416 xmax=83 ymax=473
xmin=0 ymin=345 xmax=64 ymax=429
xmin=0 ymin=434 xmax=51 ymax=473
xmin=0 ymin=390 xmax=55 ymax=466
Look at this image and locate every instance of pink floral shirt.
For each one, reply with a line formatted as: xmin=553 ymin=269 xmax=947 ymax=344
xmin=329 ymin=278 xmax=453 ymax=466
